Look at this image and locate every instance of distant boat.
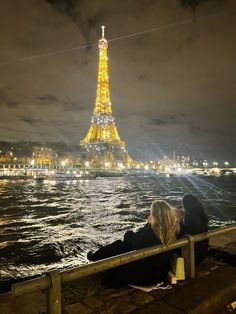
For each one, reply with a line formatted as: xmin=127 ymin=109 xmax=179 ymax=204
xmin=34 ymin=171 xmax=96 ymax=181
xmin=94 ymin=170 xmax=123 ymax=177
xmin=219 ymin=169 xmax=234 ymax=176
xmin=123 ymin=170 xmax=157 ymax=177
xmin=94 ymin=169 xmax=157 ymax=177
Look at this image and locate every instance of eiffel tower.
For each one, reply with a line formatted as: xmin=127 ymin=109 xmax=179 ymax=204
xmin=81 ymin=26 xmax=131 ymax=168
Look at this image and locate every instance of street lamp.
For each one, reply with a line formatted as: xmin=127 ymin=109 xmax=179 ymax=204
xmin=61 ymin=160 xmax=67 ymax=167
xmin=104 ymin=162 xmax=110 ymax=168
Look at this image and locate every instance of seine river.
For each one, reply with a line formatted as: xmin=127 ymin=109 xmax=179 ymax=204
xmin=0 ymin=175 xmax=235 ymax=280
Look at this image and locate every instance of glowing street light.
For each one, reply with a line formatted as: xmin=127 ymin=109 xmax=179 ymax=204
xmin=224 ymin=161 xmax=229 ymax=166
xmin=213 ymin=162 xmax=218 ymax=166
xmin=61 ymin=160 xmax=67 ymax=167
xmin=177 ymin=167 xmax=182 ymax=173
xmin=104 ymin=161 xmax=110 ymax=168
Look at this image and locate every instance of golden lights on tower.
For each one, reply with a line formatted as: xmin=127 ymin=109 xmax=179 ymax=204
xmin=95 ymin=25 xmax=112 ymax=115
xmin=81 ymin=26 xmax=125 ymax=146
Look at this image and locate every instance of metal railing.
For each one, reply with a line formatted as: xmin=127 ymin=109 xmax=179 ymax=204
xmin=11 ymin=224 xmax=236 ymax=314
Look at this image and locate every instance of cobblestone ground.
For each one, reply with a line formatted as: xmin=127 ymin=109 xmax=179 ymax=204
xmin=62 ymin=276 xmax=173 ymax=314
xmin=62 ymin=258 xmax=231 ymax=314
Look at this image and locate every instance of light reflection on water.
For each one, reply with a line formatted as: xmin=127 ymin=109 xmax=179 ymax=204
xmin=0 ymin=175 xmax=235 ymax=279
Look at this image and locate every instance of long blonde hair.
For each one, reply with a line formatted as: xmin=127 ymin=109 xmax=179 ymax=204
xmin=149 ymin=200 xmax=179 ymax=246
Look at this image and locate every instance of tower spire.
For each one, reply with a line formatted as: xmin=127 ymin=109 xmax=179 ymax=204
xmin=101 ymin=25 xmax=105 ymax=38
xmin=94 ymin=25 xmax=111 ymax=114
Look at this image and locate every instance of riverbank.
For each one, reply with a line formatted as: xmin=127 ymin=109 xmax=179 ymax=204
xmin=0 ymin=231 xmax=235 ymax=314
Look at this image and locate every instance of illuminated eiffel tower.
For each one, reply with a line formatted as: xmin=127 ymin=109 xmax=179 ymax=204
xmin=81 ymin=26 xmax=131 ymax=168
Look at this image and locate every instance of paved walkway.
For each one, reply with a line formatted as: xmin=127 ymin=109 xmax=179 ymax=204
xmin=61 ymin=258 xmax=236 ymax=314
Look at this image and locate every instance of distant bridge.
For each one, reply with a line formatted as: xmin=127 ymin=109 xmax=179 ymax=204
xmin=0 ymin=164 xmax=235 ymax=177
xmin=191 ymin=167 xmax=236 ymax=175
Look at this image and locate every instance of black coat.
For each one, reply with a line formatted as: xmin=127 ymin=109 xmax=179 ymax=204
xmin=88 ymin=224 xmax=173 ymax=288
xmin=179 ymin=220 xmax=209 ymax=265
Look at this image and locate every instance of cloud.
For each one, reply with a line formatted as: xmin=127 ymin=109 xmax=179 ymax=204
xmin=36 ymin=94 xmax=59 ymax=104
xmin=148 ymin=115 xmax=181 ymax=126
xmin=2 ymin=100 xmax=19 ymax=108
xmin=180 ymin=0 xmax=225 ymax=12
xmin=21 ymin=118 xmax=38 ymax=126
xmin=63 ymin=101 xmax=87 ymax=111
xmin=0 ymin=90 xmax=19 ymax=107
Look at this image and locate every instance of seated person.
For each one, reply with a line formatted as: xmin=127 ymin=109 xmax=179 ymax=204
xmin=88 ymin=200 xmax=180 ymax=288
xmin=180 ymin=194 xmax=209 ymax=264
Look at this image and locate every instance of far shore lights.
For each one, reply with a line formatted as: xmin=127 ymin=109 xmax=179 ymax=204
xmin=61 ymin=160 xmax=67 ymax=167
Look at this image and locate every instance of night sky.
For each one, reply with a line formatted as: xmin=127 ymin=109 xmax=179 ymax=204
xmin=0 ymin=0 xmax=236 ymax=161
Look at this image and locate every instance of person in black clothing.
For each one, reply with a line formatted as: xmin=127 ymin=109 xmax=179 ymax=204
xmin=87 ymin=200 xmax=180 ymax=288
xmin=180 ymin=194 xmax=209 ymax=264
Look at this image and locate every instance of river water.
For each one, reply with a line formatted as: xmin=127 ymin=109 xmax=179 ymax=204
xmin=0 ymin=175 xmax=235 ymax=280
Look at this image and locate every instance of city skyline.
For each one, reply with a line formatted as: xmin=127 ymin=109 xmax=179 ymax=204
xmin=0 ymin=0 xmax=236 ymax=161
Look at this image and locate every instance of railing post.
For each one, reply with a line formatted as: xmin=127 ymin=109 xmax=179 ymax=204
xmin=181 ymin=235 xmax=195 ymax=279
xmin=46 ymin=270 xmax=62 ymax=314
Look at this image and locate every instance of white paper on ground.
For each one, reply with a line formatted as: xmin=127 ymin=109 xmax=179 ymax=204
xmin=129 ymin=282 xmax=172 ymax=292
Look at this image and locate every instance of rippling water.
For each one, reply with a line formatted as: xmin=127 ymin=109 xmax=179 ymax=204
xmin=0 ymin=175 xmax=235 ymax=279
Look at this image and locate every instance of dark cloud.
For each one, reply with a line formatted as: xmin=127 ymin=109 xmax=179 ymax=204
xmin=49 ymin=119 xmax=78 ymax=127
xmin=138 ymin=73 xmax=146 ymax=81
xmin=149 ymin=115 xmax=179 ymax=126
xmin=0 ymin=125 xmax=12 ymax=131
xmin=63 ymin=101 xmax=86 ymax=111
xmin=46 ymin=0 xmax=78 ymax=21
xmin=0 ymin=90 xmax=19 ymax=107
xmin=189 ymin=125 xmax=218 ymax=135
xmin=36 ymin=94 xmax=59 ymax=104
xmin=21 ymin=118 xmax=39 ymax=126
xmin=181 ymin=0 xmax=224 ymax=12
xmin=0 ymin=90 xmax=7 ymax=102
xmin=2 ymin=100 xmax=19 ymax=108
xmin=47 ymin=0 xmax=103 ymax=41
xmin=181 ymin=0 xmax=206 ymax=11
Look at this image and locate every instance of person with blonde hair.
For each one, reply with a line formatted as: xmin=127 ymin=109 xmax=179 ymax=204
xmin=87 ymin=200 xmax=180 ymax=287
xmin=148 ymin=200 xmax=180 ymax=246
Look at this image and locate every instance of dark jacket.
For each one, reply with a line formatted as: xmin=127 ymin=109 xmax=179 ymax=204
xmin=88 ymin=224 xmax=173 ymax=288
xmin=179 ymin=220 xmax=209 ymax=265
